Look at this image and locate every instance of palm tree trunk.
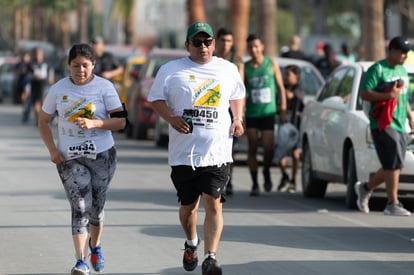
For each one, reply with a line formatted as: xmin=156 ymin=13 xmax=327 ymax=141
xmin=363 ymin=0 xmax=385 ymax=61
xmin=78 ymin=0 xmax=88 ymax=43
xmin=61 ymin=11 xmax=71 ymax=51
xmin=257 ymin=0 xmax=277 ymax=56
xmin=187 ymin=0 xmax=206 ymax=24
xmin=228 ymin=0 xmax=250 ymax=58
xmin=13 ymin=6 xmax=21 ymax=54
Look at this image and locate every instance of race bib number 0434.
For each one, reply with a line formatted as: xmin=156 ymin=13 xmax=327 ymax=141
xmin=67 ymin=140 xmax=97 ymax=159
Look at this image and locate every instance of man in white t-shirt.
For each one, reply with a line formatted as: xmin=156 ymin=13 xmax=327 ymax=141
xmin=148 ymin=22 xmax=245 ymax=275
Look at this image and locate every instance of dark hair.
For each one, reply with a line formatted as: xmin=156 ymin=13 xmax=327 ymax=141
xmin=217 ymin=27 xmax=233 ymax=38
xmin=68 ymin=43 xmax=95 ymax=65
xmin=246 ymin=33 xmax=261 ymax=42
xmin=285 ymin=64 xmax=301 ymax=78
xmin=341 ymin=43 xmax=350 ymax=56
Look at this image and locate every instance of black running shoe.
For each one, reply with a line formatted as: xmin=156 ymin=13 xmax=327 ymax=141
xmin=202 ymin=256 xmax=222 ymax=275
xmin=263 ymin=169 xmax=273 ymax=192
xmin=249 ymin=185 xmax=260 ymax=196
xmin=277 ymin=173 xmax=290 ymax=192
xmin=183 ymin=239 xmax=199 ymax=271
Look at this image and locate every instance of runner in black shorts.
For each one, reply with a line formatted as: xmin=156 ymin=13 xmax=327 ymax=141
xmin=245 ymin=115 xmax=275 ymax=130
xmin=171 ymin=165 xmax=230 ymax=205
xmin=245 ymin=114 xmax=277 ymax=196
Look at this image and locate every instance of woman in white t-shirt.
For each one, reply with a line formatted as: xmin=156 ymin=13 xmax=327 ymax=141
xmin=38 ymin=43 xmax=126 ymax=275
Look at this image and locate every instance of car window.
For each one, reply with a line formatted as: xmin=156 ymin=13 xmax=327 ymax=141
xmin=299 ymin=66 xmax=323 ymax=96
xmin=318 ymin=67 xmax=349 ymax=101
xmin=334 ymin=68 xmax=355 ymax=103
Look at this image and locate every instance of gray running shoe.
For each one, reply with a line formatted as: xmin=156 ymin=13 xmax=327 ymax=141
xmin=354 ymin=181 xmax=372 ymax=213
xmin=384 ymin=202 xmax=411 ymax=216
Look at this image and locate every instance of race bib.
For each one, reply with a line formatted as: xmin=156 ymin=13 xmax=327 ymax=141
xmin=67 ymin=140 xmax=97 ymax=159
xmin=251 ymin=87 xmax=271 ymax=103
xmin=192 ymin=106 xmax=220 ymax=129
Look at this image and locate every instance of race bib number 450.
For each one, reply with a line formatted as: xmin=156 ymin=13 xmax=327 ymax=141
xmin=67 ymin=140 xmax=97 ymax=159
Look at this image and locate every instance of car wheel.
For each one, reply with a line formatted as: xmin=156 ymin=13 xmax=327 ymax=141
xmin=301 ymin=142 xmax=328 ymax=198
xmin=345 ymin=147 xmax=358 ymax=209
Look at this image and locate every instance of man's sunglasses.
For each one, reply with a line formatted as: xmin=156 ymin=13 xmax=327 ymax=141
xmin=191 ymin=38 xmax=214 ymax=47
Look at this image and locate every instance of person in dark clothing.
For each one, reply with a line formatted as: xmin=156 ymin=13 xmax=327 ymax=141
xmin=91 ymin=36 xmax=124 ymax=81
xmin=23 ymin=47 xmax=54 ymax=124
xmin=281 ymin=35 xmax=307 ymax=60
xmin=15 ymin=51 xmax=31 ymax=105
xmin=315 ymin=43 xmax=340 ymax=79
xmin=276 ymin=65 xmax=304 ymax=193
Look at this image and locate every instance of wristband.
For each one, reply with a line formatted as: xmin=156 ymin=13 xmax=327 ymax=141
xmin=232 ymin=117 xmax=243 ymax=123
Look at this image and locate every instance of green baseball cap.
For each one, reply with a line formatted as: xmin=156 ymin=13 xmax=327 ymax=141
xmin=186 ymin=22 xmax=214 ymax=40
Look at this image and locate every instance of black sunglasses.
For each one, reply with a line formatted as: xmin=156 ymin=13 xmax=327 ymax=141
xmin=191 ymin=39 xmax=214 ymax=47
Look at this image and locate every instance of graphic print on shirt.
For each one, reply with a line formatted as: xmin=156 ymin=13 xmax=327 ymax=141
xmin=63 ymin=97 xmax=95 ymax=122
xmin=192 ymin=78 xmax=221 ymax=129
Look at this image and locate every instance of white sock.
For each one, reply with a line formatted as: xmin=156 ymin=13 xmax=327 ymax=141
xmin=204 ymin=252 xmax=216 ymax=259
xmin=186 ymin=236 xmax=198 ymax=247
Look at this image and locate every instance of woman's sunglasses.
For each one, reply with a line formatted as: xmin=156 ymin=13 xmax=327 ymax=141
xmin=191 ymin=38 xmax=214 ymax=47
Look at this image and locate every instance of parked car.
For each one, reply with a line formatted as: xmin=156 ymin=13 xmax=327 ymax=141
xmin=300 ymin=61 xmax=414 ymax=208
xmin=0 ymin=57 xmax=18 ymax=103
xmin=118 ymin=55 xmax=146 ymax=105
xmin=153 ymin=56 xmax=325 ymax=147
xmin=126 ymin=48 xmax=189 ymax=139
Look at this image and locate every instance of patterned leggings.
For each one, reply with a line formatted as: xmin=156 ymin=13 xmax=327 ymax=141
xmin=57 ymin=147 xmax=116 ymax=235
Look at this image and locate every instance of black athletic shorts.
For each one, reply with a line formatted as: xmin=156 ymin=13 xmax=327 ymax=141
xmin=170 ymin=164 xmax=230 ymax=205
xmin=245 ymin=115 xmax=275 ymax=130
xmin=372 ymin=128 xmax=406 ymax=170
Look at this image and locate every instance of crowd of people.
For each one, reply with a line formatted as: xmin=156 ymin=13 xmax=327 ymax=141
xmin=13 ymin=20 xmax=409 ymax=275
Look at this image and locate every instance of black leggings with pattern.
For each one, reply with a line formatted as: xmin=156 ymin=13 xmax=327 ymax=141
xmin=57 ymin=147 xmax=116 ymax=235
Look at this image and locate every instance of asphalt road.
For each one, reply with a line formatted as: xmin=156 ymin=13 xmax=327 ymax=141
xmin=1 ymin=103 xmax=414 ymax=275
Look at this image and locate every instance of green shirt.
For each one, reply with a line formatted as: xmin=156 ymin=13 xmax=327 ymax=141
xmin=244 ymin=56 xmax=277 ymax=118
xmin=361 ymin=60 xmax=409 ymax=132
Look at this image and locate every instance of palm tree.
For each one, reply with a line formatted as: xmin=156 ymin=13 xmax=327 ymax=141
xmin=110 ymin=0 xmax=136 ymax=44
xmin=362 ymin=0 xmax=385 ymax=60
xmin=186 ymin=0 xmax=206 ymax=24
xmin=256 ymin=0 xmax=277 ymax=56
xmin=228 ymin=0 xmax=250 ymax=58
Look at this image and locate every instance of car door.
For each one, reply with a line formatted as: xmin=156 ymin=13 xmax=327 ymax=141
xmin=322 ymin=67 xmax=356 ymax=175
xmin=310 ymin=67 xmax=349 ymax=176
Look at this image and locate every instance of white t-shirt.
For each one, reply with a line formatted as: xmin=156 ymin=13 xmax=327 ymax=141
xmin=148 ymin=56 xmax=246 ymax=167
xmin=42 ymin=75 xmax=122 ymax=160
